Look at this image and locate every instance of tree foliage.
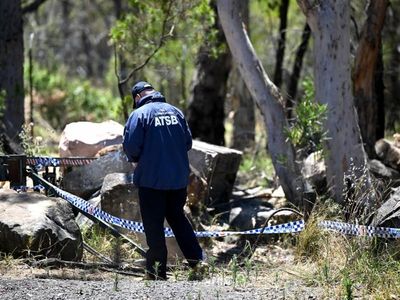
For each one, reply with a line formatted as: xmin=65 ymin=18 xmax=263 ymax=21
xmin=286 ymin=77 xmax=327 ymax=158
xmin=109 ymin=0 xmax=216 ymax=104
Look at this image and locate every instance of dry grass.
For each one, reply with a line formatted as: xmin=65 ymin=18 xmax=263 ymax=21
xmin=81 ymin=224 xmax=140 ymax=263
xmin=294 ymin=201 xmax=400 ymax=299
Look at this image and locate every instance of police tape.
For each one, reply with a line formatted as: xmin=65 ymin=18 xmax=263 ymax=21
xmin=319 ymin=220 xmax=400 ymax=239
xmin=23 ymin=172 xmax=400 ymax=239
xmin=12 ymin=184 xmax=45 ymax=193
xmin=26 ymin=157 xmax=97 ymax=168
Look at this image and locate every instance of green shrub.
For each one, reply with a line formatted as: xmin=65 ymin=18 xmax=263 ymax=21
xmin=286 ymin=77 xmax=327 ymax=158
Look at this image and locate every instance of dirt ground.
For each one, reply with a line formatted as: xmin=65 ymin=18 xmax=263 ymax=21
xmin=0 ymin=276 xmax=320 ymax=300
xmin=0 ymin=243 xmax=325 ymax=300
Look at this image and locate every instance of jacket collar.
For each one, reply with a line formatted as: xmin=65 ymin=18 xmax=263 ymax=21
xmin=136 ymin=91 xmax=166 ymax=108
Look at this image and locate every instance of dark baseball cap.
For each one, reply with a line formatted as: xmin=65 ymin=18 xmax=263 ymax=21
xmin=131 ymin=81 xmax=154 ymax=99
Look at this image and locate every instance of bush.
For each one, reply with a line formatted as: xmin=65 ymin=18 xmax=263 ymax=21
xmin=25 ymin=64 xmax=122 ymax=130
xmin=286 ymin=77 xmax=327 ymax=159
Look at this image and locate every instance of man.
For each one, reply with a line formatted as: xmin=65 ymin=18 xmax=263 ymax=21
xmin=123 ymin=81 xmax=204 ymax=280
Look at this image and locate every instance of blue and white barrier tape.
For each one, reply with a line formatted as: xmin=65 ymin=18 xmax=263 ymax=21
xmin=53 ymin=184 xmax=304 ymax=238
xmin=25 ymin=173 xmax=305 ymax=238
xmin=12 ymin=184 xmax=46 ymax=193
xmin=23 ymin=173 xmax=400 ymax=239
xmin=192 ymin=220 xmax=304 ymax=238
xmin=26 ymin=157 xmax=97 ymax=169
xmin=319 ymin=220 xmax=400 ymax=239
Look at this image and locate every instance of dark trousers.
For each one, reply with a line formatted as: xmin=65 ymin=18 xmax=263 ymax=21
xmin=138 ymin=187 xmax=203 ymax=278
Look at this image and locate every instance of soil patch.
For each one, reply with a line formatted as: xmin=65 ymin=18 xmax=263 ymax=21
xmin=0 ymin=244 xmax=323 ymax=299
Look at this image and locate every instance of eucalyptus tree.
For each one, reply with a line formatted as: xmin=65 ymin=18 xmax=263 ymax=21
xmin=296 ymin=1 xmax=374 ymax=209
xmin=230 ymin=0 xmax=255 ymax=151
xmin=218 ymin=0 xmax=376 ymax=214
xmin=273 ymin=0 xmax=289 ymax=89
xmin=217 ymin=0 xmax=305 ymax=207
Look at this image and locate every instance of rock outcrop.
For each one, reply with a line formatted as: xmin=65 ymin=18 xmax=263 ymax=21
xmin=189 ymin=141 xmax=242 ymax=206
xmin=0 ymin=190 xmax=82 ymax=260
xmin=61 ymin=149 xmax=134 ymax=198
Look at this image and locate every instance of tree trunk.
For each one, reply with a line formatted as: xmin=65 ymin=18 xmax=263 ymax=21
xmin=286 ymin=23 xmax=311 ymax=120
xmin=353 ymin=0 xmax=388 ymax=158
xmin=113 ymin=0 xmax=130 ymax=120
xmin=375 ymin=48 xmax=385 ymax=142
xmin=386 ymin=3 xmax=400 ymax=130
xmin=297 ymin=0 xmax=373 ymax=207
xmin=0 ymin=0 xmax=25 ymax=141
xmin=273 ymin=0 xmax=289 ymax=88
xmin=61 ymin=0 xmax=72 ymax=69
xmin=187 ymin=1 xmax=231 ymax=146
xmin=217 ymin=0 xmax=304 ymax=207
xmin=230 ymin=0 xmax=255 ymax=151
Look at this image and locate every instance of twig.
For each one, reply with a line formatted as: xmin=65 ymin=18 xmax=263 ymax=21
xmin=83 ymin=242 xmax=114 ymax=264
xmin=29 ymin=258 xmax=144 ymax=276
xmin=248 ymin=207 xmax=304 ymax=259
xmin=117 ymin=1 xmax=175 ymax=86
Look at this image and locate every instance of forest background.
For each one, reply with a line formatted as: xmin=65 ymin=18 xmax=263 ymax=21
xmin=2 ymin=0 xmax=400 ymax=228
xmin=2 ymin=0 xmax=400 ymax=297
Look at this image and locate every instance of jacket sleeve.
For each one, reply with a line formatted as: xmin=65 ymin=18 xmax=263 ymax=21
xmin=123 ymin=113 xmax=144 ymax=163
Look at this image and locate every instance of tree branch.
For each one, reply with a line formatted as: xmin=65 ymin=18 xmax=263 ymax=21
xmin=117 ymin=1 xmax=175 ymax=85
xmin=22 ymin=0 xmax=48 ymax=14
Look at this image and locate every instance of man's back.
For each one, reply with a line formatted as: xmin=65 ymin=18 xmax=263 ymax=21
xmin=123 ymin=92 xmax=192 ymax=190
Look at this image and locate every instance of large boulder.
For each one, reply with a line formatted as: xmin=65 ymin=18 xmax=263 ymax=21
xmin=189 ymin=141 xmax=242 ymax=206
xmin=0 ymin=190 xmax=83 ymax=260
xmin=61 ymin=149 xmax=134 ymax=198
xmin=75 ymin=195 xmax=101 ymax=229
xmin=59 ymin=120 xmax=124 ymax=157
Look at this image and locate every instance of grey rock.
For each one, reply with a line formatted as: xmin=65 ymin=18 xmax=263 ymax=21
xmin=228 ymin=199 xmax=272 ymax=230
xmin=0 ymin=191 xmax=82 ymax=260
xmin=75 ymin=195 xmax=101 ymax=229
xmin=189 ymin=140 xmax=242 ymax=206
xmin=371 ymin=187 xmax=400 ymax=228
xmin=100 ymin=173 xmax=140 ymax=222
xmin=61 ymin=149 xmax=134 ymax=198
xmin=368 ymin=159 xmax=400 ymax=180
xmin=375 ymin=138 xmax=400 ymax=171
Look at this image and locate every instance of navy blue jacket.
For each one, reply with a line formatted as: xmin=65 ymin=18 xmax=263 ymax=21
xmin=123 ymin=92 xmax=192 ymax=190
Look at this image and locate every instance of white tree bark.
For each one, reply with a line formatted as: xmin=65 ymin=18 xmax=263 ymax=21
xmin=217 ymin=0 xmax=304 ymax=207
xmin=297 ymin=0 xmax=373 ymax=206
